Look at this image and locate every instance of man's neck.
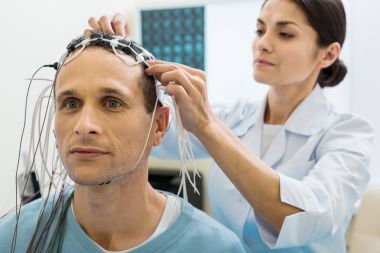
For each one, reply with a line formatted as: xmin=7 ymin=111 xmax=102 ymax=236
xmin=72 ymin=171 xmax=166 ymax=251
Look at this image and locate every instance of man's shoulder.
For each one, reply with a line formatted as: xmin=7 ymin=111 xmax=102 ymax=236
xmin=0 ymin=197 xmax=43 ymax=228
xmin=176 ymin=200 xmax=245 ymax=252
xmin=0 ymin=189 xmax=73 ymax=252
xmin=183 ymin=202 xmax=236 ymax=237
xmin=0 ymin=198 xmax=44 ymax=251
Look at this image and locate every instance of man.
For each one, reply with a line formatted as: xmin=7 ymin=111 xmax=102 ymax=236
xmin=0 ymin=34 xmax=245 ymax=252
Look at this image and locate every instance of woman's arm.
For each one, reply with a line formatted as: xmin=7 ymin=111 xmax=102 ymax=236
xmin=144 ymin=60 xmax=302 ymax=233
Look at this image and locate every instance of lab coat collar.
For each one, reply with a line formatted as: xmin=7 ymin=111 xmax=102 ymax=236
xmin=231 ymin=99 xmax=265 ymax=137
xmin=284 ymin=85 xmax=332 ymax=136
xmin=233 ymin=85 xmax=331 ymax=138
xmin=254 ymin=85 xmax=331 ymax=167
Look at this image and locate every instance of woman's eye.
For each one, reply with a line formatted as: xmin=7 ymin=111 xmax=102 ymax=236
xmin=65 ymin=99 xmax=79 ymax=109
xmin=105 ymin=99 xmax=121 ymax=108
xmin=279 ymin=32 xmax=294 ymax=38
xmin=255 ymin=29 xmax=264 ymax=36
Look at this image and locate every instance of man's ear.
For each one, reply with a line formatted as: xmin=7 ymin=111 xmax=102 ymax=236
xmin=319 ymin=42 xmax=341 ymax=69
xmin=153 ymin=106 xmax=169 ymax=146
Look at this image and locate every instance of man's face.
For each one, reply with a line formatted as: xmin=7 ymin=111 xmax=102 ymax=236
xmin=55 ymin=47 xmax=154 ymax=185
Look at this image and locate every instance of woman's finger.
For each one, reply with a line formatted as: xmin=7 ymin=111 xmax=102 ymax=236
xmin=149 ymin=60 xmax=205 ymax=80
xmin=146 ymin=61 xmax=194 ymax=79
xmin=98 ymin=15 xmax=115 ymax=34
xmin=165 ymin=82 xmax=189 ymax=105
xmin=112 ymin=13 xmax=128 ymax=37
xmin=83 ymin=29 xmax=94 ymax=37
xmin=146 ymin=62 xmax=206 ymax=95
xmin=160 ymin=70 xmax=198 ymax=96
xmin=88 ymin=17 xmax=102 ymax=32
xmin=147 ymin=60 xmax=206 ymax=93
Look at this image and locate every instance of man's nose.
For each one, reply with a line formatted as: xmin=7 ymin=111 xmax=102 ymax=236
xmin=73 ymin=106 xmax=101 ymax=136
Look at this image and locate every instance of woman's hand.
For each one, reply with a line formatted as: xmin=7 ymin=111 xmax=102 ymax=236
xmin=85 ymin=13 xmax=129 ymax=37
xmin=145 ymin=60 xmax=215 ymax=136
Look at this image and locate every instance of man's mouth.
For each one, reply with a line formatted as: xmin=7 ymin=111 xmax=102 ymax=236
xmin=69 ymin=147 xmax=110 ymax=159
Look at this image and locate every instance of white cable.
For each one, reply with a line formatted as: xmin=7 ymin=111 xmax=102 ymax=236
xmin=24 ymin=78 xmax=54 ymax=83
xmin=23 ymin=80 xmax=58 ymax=201
xmin=175 ymin=105 xmax=201 ymax=198
xmin=111 ymin=44 xmax=140 ymax=66
xmin=26 ymin=84 xmax=54 ymax=179
xmin=164 ymin=96 xmax=201 ymax=201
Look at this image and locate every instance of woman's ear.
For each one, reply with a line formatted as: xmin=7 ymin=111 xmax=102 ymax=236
xmin=319 ymin=42 xmax=341 ymax=69
xmin=153 ymin=106 xmax=170 ymax=146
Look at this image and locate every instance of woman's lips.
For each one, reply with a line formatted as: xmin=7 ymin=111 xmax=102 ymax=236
xmin=254 ymin=58 xmax=275 ymax=67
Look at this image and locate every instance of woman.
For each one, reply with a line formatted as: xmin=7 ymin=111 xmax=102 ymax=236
xmin=89 ymin=0 xmax=374 ymax=252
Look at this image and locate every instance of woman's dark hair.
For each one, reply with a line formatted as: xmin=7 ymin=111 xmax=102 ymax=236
xmin=263 ymin=0 xmax=347 ymax=88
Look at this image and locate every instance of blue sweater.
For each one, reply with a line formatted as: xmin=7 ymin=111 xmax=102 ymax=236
xmin=0 ymin=190 xmax=245 ymax=253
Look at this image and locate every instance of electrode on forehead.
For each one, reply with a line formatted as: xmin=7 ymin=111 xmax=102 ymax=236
xmin=62 ymin=32 xmax=165 ymax=105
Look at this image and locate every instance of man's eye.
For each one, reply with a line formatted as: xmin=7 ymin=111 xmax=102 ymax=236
xmin=65 ymin=99 xmax=79 ymax=109
xmin=105 ymin=98 xmax=121 ymax=108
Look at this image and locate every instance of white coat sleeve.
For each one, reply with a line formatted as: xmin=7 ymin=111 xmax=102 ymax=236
xmin=257 ymin=114 xmax=374 ymax=249
xmin=151 ymin=100 xmax=258 ymax=160
xmin=150 ymin=104 xmax=231 ymax=160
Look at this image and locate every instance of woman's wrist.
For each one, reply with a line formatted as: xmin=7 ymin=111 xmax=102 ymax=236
xmin=192 ymin=113 xmax=220 ymax=140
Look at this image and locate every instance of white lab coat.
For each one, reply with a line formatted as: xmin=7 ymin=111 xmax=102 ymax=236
xmin=151 ymin=85 xmax=374 ymax=253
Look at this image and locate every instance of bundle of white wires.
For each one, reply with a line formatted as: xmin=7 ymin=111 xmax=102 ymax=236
xmin=22 ymin=79 xmax=70 ymax=201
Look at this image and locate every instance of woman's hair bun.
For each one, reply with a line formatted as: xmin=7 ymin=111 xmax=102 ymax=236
xmin=318 ymin=58 xmax=347 ymax=87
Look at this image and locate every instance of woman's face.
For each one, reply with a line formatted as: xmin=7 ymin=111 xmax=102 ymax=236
xmin=252 ymin=0 xmax=326 ymax=88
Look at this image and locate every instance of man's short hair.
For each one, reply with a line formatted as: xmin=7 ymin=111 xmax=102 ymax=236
xmin=63 ymin=33 xmax=159 ymax=113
